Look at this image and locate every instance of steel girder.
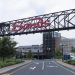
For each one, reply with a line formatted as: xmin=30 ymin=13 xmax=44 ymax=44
xmin=0 ymin=8 xmax=75 ymax=36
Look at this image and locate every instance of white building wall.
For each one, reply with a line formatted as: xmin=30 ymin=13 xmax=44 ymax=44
xmin=16 ymin=45 xmax=43 ymax=53
xmin=61 ymin=37 xmax=75 ymax=54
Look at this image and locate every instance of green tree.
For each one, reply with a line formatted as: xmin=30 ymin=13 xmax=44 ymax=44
xmin=0 ymin=37 xmax=17 ymax=61
xmin=26 ymin=50 xmax=33 ymax=59
xmin=55 ymin=48 xmax=62 ymax=59
xmin=71 ymin=49 xmax=75 ymax=53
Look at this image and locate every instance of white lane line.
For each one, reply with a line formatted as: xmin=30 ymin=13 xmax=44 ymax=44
xmin=50 ymin=61 xmax=55 ymax=63
xmin=2 ymin=74 xmax=10 ymax=75
xmin=55 ymin=62 xmax=75 ymax=75
xmin=42 ymin=61 xmax=44 ymax=70
xmin=49 ymin=62 xmax=51 ymax=64
xmin=47 ymin=66 xmax=58 ymax=68
xmin=30 ymin=66 xmax=36 ymax=70
xmin=33 ymin=62 xmax=39 ymax=65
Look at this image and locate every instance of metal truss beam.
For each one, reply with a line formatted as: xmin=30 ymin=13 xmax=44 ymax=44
xmin=0 ymin=8 xmax=75 ymax=36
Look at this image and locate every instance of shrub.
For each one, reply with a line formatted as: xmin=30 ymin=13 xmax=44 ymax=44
xmin=66 ymin=59 xmax=75 ymax=65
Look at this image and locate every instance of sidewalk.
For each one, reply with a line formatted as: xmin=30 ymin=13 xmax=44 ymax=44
xmin=0 ymin=60 xmax=32 ymax=74
xmin=56 ymin=59 xmax=75 ymax=71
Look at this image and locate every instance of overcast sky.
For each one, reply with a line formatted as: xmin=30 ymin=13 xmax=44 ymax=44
xmin=0 ymin=0 xmax=75 ymax=46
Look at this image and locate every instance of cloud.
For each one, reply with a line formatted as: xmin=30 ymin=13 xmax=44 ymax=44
xmin=43 ymin=0 xmax=75 ymax=14
xmin=12 ymin=33 xmax=42 ymax=46
xmin=1 ymin=0 xmax=39 ymax=22
xmin=1 ymin=0 xmax=75 ymax=22
xmin=0 ymin=0 xmax=75 ymax=46
xmin=1 ymin=9 xmax=37 ymax=22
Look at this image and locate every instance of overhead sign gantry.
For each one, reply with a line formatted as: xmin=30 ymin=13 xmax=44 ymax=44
xmin=0 ymin=8 xmax=75 ymax=36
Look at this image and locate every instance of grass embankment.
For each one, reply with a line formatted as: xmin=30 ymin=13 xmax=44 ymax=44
xmin=0 ymin=58 xmax=23 ymax=68
xmin=65 ymin=59 xmax=75 ymax=65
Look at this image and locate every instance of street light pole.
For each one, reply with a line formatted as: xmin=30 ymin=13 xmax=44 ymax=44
xmin=61 ymin=45 xmax=64 ymax=61
xmin=60 ymin=43 xmax=68 ymax=61
xmin=20 ymin=50 xmax=22 ymax=62
xmin=60 ymin=43 xmax=64 ymax=61
xmin=38 ymin=50 xmax=39 ymax=59
xmin=47 ymin=47 xmax=50 ymax=59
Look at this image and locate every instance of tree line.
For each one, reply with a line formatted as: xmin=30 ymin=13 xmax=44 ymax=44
xmin=0 ymin=36 xmax=17 ymax=61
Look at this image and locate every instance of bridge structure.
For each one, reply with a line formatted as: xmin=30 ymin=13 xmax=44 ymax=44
xmin=0 ymin=8 xmax=75 ymax=36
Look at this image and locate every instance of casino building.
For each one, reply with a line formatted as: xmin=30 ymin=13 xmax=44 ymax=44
xmin=43 ymin=32 xmax=61 ymax=59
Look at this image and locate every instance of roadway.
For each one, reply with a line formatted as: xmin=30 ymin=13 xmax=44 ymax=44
xmin=3 ymin=59 xmax=75 ymax=75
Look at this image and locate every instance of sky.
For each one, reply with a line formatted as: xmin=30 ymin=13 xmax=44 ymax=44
xmin=0 ymin=0 xmax=75 ymax=46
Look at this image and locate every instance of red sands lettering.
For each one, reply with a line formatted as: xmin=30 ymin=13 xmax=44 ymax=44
xmin=12 ymin=18 xmax=49 ymax=32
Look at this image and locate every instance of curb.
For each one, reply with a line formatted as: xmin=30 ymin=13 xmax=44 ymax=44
xmin=56 ymin=60 xmax=75 ymax=72
xmin=0 ymin=60 xmax=32 ymax=74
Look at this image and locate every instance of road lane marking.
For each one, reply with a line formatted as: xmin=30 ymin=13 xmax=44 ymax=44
xmin=30 ymin=66 xmax=36 ymax=70
xmin=42 ymin=61 xmax=44 ymax=70
xmin=49 ymin=62 xmax=51 ymax=64
xmin=47 ymin=66 xmax=58 ymax=68
xmin=55 ymin=61 xmax=75 ymax=75
xmin=50 ymin=61 xmax=54 ymax=63
xmin=2 ymin=74 xmax=10 ymax=75
xmin=33 ymin=62 xmax=39 ymax=65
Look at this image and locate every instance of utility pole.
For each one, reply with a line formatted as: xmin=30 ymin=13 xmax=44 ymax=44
xmin=38 ymin=50 xmax=39 ymax=59
xmin=20 ymin=50 xmax=22 ymax=62
xmin=60 ymin=43 xmax=64 ymax=61
xmin=61 ymin=45 xmax=64 ymax=61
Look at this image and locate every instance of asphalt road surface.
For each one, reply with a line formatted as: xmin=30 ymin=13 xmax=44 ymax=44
xmin=3 ymin=59 xmax=75 ymax=75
